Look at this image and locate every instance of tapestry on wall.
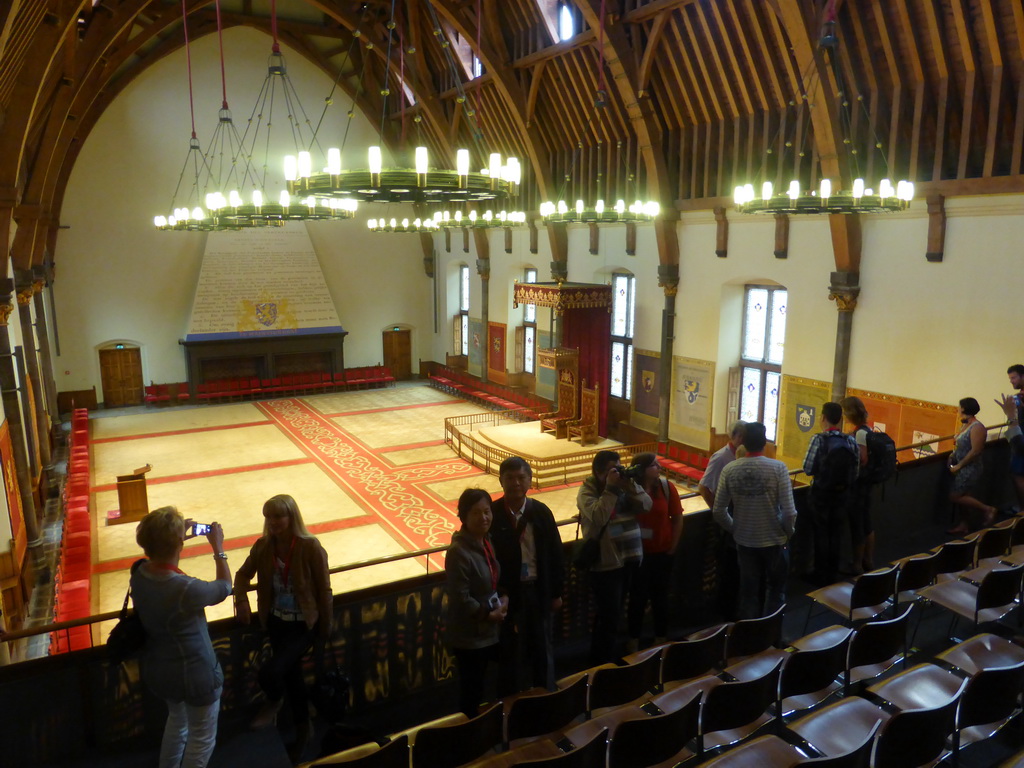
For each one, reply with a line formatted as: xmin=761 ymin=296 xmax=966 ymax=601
xmin=468 ymin=319 xmax=484 ymax=377
xmin=629 ymin=350 xmax=661 ymax=437
xmin=670 ymin=357 xmax=714 ymax=451
xmin=185 ymin=223 xmax=343 ymax=341
xmin=777 ymin=375 xmax=832 ymax=470
xmin=0 ymin=420 xmax=26 ymax=570
xmin=488 ymin=323 xmax=506 ymax=374
xmin=846 ymin=388 xmax=958 ymax=461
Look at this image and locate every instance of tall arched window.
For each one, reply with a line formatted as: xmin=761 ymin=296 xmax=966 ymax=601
xmin=520 ymin=267 xmax=537 ymax=374
xmin=610 ymin=271 xmax=636 ymax=400
xmin=454 ymin=264 xmax=470 ymax=356
xmin=738 ymin=285 xmax=787 ymax=441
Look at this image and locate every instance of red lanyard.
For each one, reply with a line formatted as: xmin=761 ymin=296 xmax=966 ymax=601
xmin=482 ymin=538 xmax=499 ymax=592
xmin=275 ymin=536 xmax=297 ymax=587
xmin=150 ymin=562 xmax=184 ymax=575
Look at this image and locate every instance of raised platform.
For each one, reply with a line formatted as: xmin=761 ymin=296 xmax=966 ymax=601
xmin=475 ymin=420 xmax=621 ymax=459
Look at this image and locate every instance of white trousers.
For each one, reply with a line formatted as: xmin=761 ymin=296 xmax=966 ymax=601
xmin=159 ymin=695 xmax=220 ymax=768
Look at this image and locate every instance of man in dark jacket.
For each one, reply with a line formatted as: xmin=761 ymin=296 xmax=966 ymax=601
xmin=491 ymin=456 xmax=565 ymax=694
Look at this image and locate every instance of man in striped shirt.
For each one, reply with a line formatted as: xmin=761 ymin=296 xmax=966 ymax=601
xmin=712 ymin=422 xmax=798 ymax=619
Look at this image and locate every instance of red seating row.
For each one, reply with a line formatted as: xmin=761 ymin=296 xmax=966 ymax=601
xmin=56 ymin=408 xmax=93 ymax=653
xmin=658 ymin=442 xmax=709 ymax=483
xmin=149 ymin=366 xmax=397 ymax=406
xmin=428 ymin=366 xmax=546 ymax=414
xmin=143 ymin=383 xmax=190 ymax=405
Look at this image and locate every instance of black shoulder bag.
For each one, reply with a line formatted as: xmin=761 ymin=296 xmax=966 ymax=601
xmin=106 ymin=559 xmax=148 ymax=663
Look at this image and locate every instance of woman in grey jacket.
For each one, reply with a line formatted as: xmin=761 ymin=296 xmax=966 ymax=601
xmin=131 ymin=507 xmax=232 ymax=768
xmin=445 ymin=488 xmax=507 ymax=716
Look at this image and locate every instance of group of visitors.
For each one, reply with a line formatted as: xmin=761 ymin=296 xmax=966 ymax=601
xmin=130 ymin=494 xmax=331 ymax=767
xmin=445 ymin=451 xmax=683 ymax=714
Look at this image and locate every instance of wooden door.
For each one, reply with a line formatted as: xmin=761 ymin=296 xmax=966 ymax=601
xmin=382 ymin=330 xmax=412 ymax=380
xmin=99 ymin=348 xmax=144 ymax=407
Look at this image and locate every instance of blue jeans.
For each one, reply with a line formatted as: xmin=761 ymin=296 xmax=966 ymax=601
xmin=159 ymin=694 xmax=220 ymax=768
xmin=736 ymin=544 xmax=788 ymax=619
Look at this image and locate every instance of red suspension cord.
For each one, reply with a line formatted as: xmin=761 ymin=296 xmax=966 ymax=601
xmin=215 ymin=0 xmax=228 ymax=109
xmin=270 ymin=0 xmax=280 ymax=53
xmin=181 ymin=0 xmax=197 ymax=139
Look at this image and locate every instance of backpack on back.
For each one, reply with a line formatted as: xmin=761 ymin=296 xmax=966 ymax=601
xmin=813 ymin=431 xmax=858 ymax=493
xmin=861 ymin=427 xmax=898 ymax=485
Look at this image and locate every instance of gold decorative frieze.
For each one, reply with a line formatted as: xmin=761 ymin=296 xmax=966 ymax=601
xmin=512 ymin=282 xmax=612 ymax=313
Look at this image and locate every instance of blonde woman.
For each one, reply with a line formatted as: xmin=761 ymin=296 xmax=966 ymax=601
xmin=131 ymin=507 xmax=232 ymax=768
xmin=235 ymin=494 xmax=332 ymax=762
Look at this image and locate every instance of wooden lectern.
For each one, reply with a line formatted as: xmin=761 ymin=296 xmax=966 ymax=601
xmin=107 ymin=464 xmax=152 ymax=526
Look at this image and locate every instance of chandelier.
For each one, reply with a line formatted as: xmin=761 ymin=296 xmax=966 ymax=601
xmin=154 ymin=0 xmax=356 ymax=230
xmin=283 ymin=2 xmax=520 ymax=209
xmin=366 ymin=208 xmax=528 ymax=234
xmin=733 ymin=178 xmax=913 ymax=215
xmin=733 ymin=15 xmax=914 ymax=217
xmin=540 ymin=198 xmax=660 ymax=223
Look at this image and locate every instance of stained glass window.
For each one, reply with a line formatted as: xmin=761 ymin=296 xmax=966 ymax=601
xmin=524 ymin=327 xmax=535 ymax=374
xmin=524 ymin=268 xmax=537 ymax=323
xmin=460 ymin=314 xmax=469 ymax=356
xmin=460 ymin=265 xmax=470 ymax=312
xmin=610 ymin=272 xmax=636 ymax=401
xmin=738 ymin=285 xmax=786 ymax=439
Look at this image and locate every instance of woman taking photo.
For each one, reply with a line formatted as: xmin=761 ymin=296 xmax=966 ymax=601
xmin=626 ymin=453 xmax=683 ymax=652
xmin=235 ymin=494 xmax=332 ymax=762
xmin=131 ymin=507 xmax=232 ymax=768
xmin=947 ymin=397 xmax=997 ymax=535
xmin=445 ymin=488 xmax=507 ymax=717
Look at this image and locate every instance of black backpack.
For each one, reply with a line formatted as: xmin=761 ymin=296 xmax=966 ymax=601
xmin=861 ymin=428 xmax=898 ymax=485
xmin=813 ymin=431 xmax=858 ymax=493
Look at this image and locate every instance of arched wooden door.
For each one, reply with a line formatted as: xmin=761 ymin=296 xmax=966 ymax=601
xmin=99 ymin=347 xmax=144 ymax=407
xmin=382 ymin=329 xmax=412 ymax=380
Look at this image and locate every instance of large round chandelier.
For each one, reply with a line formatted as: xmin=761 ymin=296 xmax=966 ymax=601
xmin=285 ymin=147 xmax=520 ymax=204
xmin=365 ymin=207 xmax=527 ymax=234
xmin=540 ymin=198 xmax=659 ymax=223
xmin=733 ymin=178 xmax=914 ymax=215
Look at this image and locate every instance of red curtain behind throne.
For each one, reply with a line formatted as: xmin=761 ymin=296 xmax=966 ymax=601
xmin=563 ymin=307 xmax=611 ymax=435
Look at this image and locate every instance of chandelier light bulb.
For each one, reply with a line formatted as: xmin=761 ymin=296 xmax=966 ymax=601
xmin=443 ymin=211 xmax=451 ymax=222
xmin=469 ymin=211 xmax=478 ymax=222
xmin=298 ymin=151 xmax=313 ymax=179
xmin=489 ymin=153 xmax=502 ymax=179
xmin=483 ymin=210 xmax=493 ymax=221
xmin=454 ymin=211 xmax=463 ymax=222
xmin=390 ymin=218 xmax=397 ymax=228
xmin=284 ymin=155 xmax=298 ymax=181
xmin=279 ymin=191 xmax=290 ymax=207
xmin=154 ymin=216 xmax=166 ymax=227
xmin=615 ymin=199 xmax=626 ymax=214
xmin=191 ymin=206 xmax=204 ymax=220
xmin=252 ymin=190 xmax=264 ymax=208
xmin=575 ymin=200 xmax=585 ymax=214
xmin=762 ymin=182 xmax=773 ymax=200
xmin=820 ymin=179 xmax=832 ymax=199
xmin=368 ymin=219 xmax=377 ymax=229
xmin=369 ymin=146 xmax=383 ymax=174
xmin=852 ymin=178 xmax=865 ymax=199
xmin=645 ymin=201 xmax=660 ymax=217
xmin=787 ymin=181 xmax=800 ymax=200
xmin=401 ymin=218 xmax=409 ymax=228
xmin=456 ymin=149 xmax=470 ymax=177
xmin=168 ymin=215 xmax=177 ymax=226
xmin=229 ymin=190 xmax=243 ymax=207
xmin=327 ymin=148 xmax=342 ymax=175
xmin=879 ymin=179 xmax=893 ymax=198
xmin=414 ymin=146 xmax=429 ymax=176
xmin=595 ymin=200 xmax=605 ymax=214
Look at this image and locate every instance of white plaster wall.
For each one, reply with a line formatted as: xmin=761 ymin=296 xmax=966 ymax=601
xmin=55 ymin=27 xmax=424 ymax=397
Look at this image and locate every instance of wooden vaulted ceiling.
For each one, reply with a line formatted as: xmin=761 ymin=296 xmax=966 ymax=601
xmin=0 ymin=0 xmax=1023 ymax=269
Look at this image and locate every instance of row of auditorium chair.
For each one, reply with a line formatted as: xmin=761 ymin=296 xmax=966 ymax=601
xmin=428 ymin=366 xmax=547 ymax=414
xmin=144 ymin=366 xmax=396 ymax=405
xmin=301 ymin=600 xmax=1024 ymax=768
xmin=54 ymin=408 xmax=92 ymax=653
xmin=656 ymin=443 xmax=709 ymax=485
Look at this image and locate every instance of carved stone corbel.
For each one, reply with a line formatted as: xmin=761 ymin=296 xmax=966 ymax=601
xmin=658 ymin=264 xmax=679 ymax=297
xmin=926 ymin=194 xmax=946 ymax=263
xmin=828 ymin=271 xmax=861 ymax=311
xmin=529 ymin=219 xmax=539 ymax=254
xmin=589 ymin=223 xmax=599 ymax=255
xmin=714 ymin=207 xmax=728 ymax=258
xmin=626 ymin=222 xmax=637 ymax=256
xmin=550 ymin=260 xmax=567 ymax=284
xmin=504 ymin=227 xmax=512 ymax=254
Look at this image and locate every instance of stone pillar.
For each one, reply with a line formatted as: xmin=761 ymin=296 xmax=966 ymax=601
xmin=657 ymin=265 xmax=679 ymax=443
xmin=828 ymin=271 xmax=860 ymax=402
xmin=16 ymin=272 xmax=49 ymax=467
xmin=31 ymin=265 xmax=59 ymax=430
xmin=0 ymin=279 xmax=45 ymax=577
xmin=477 ymin=257 xmax=490 ymax=383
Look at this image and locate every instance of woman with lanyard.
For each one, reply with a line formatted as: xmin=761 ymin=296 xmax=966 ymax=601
xmin=445 ymin=488 xmax=508 ymax=717
xmin=130 ymin=507 xmax=232 ymax=768
xmin=235 ymin=494 xmax=332 ymax=762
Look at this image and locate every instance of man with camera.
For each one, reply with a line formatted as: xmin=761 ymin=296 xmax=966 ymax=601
xmin=490 ymin=456 xmax=564 ymax=694
xmin=576 ymin=450 xmax=651 ymax=664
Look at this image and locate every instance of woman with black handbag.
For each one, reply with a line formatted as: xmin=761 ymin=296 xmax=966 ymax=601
xmin=131 ymin=507 xmax=232 ymax=768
